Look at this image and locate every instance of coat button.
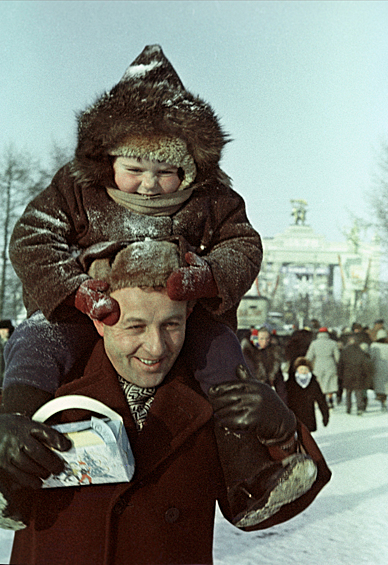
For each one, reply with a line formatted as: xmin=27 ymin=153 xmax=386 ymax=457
xmin=164 ymin=507 xmax=180 ymax=523
xmin=113 ymin=499 xmax=126 ymax=515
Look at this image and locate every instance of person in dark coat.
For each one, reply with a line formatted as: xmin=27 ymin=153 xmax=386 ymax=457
xmin=286 ymin=357 xmax=329 ymax=432
xmin=283 ymin=329 xmax=314 ymax=378
xmin=0 ymin=240 xmax=331 ymax=565
xmin=337 ymin=333 xmax=374 ymax=415
xmin=241 ymin=327 xmax=288 ymax=404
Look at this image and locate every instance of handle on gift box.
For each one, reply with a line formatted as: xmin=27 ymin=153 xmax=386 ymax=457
xmin=32 ymin=395 xmax=122 ymax=423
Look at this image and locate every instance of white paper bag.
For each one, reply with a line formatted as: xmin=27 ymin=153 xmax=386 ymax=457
xmin=32 ymin=395 xmax=135 ymax=488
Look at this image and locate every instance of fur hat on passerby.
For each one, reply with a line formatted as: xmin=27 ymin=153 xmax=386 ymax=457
xmin=293 ymin=357 xmax=314 ymax=372
xmin=71 ymin=45 xmax=230 ymax=190
xmin=0 ymin=319 xmax=14 ymax=336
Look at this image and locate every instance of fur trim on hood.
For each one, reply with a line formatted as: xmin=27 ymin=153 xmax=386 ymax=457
xmin=71 ymin=45 xmax=231 ymax=189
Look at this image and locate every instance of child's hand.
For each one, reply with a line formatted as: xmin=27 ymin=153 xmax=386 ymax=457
xmin=74 ymin=279 xmax=120 ymax=325
xmin=166 ymin=252 xmax=218 ymax=301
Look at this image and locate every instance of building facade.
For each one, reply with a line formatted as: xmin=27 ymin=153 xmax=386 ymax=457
xmin=238 ymin=201 xmax=382 ymax=330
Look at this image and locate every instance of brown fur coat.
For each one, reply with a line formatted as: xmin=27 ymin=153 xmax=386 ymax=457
xmin=9 ymin=46 xmax=262 ymax=328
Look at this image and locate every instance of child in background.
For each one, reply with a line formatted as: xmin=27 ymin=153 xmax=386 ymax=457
xmin=286 ymin=357 xmax=329 ymax=432
xmin=2 ymin=45 xmax=262 ymax=413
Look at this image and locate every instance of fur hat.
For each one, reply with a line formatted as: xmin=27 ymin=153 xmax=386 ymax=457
xmin=0 ymin=319 xmax=14 ymax=330
xmin=72 ymin=45 xmax=230 ymax=189
xmin=293 ymin=357 xmax=313 ymax=372
xmin=87 ymin=239 xmax=186 ymax=293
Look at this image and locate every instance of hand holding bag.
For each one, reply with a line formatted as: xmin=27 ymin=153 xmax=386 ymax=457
xmin=32 ymin=395 xmax=135 ymax=488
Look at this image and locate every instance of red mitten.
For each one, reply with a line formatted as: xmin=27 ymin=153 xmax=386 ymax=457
xmin=166 ymin=252 xmax=218 ymax=301
xmin=74 ymin=280 xmax=120 ymax=325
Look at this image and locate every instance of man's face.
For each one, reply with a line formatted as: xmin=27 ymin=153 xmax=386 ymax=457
xmin=0 ymin=328 xmax=9 ymax=340
xmin=94 ymin=287 xmax=189 ymax=388
xmin=257 ymin=330 xmax=271 ymax=349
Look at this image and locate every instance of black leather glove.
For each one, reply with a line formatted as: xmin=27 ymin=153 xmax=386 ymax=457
xmin=208 ymin=364 xmax=297 ymax=446
xmin=0 ymin=414 xmax=72 ymax=489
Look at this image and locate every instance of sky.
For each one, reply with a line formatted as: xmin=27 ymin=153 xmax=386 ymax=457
xmin=2 ymin=391 xmax=388 ymax=563
xmin=1 ymin=0 xmax=388 ymax=243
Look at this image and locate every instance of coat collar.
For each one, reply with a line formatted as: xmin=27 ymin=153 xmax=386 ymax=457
xmin=55 ymin=340 xmax=214 ymax=483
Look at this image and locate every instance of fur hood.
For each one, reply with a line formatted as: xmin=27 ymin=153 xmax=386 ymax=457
xmin=71 ymin=45 xmax=230 ymax=189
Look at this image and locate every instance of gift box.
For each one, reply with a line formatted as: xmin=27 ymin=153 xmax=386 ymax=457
xmin=32 ymin=395 xmax=135 ymax=488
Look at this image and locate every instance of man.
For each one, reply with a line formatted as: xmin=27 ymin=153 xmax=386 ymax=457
xmin=337 ymin=333 xmax=373 ymax=415
xmin=241 ymin=326 xmax=287 ymax=403
xmin=0 ymin=241 xmax=330 ymax=565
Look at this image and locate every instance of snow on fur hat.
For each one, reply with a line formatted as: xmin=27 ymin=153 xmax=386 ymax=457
xmin=87 ymin=239 xmax=187 ymax=292
xmin=72 ymin=45 xmax=230 ymax=189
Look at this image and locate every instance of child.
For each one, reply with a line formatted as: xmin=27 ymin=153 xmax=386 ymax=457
xmin=286 ymin=357 xmax=329 ymax=432
xmin=2 ymin=44 xmax=262 ymax=412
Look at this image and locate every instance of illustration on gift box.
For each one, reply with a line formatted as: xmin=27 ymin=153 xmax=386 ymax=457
xmin=32 ymin=395 xmax=135 ymax=488
xmin=53 ymin=451 xmax=115 ymax=486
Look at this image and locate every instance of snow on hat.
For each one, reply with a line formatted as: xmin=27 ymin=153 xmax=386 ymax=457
xmin=119 ymin=44 xmax=185 ymax=90
xmin=87 ymin=239 xmax=187 ymax=293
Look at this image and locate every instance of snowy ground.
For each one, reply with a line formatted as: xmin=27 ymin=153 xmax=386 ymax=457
xmin=1 ymin=392 xmax=387 ymax=564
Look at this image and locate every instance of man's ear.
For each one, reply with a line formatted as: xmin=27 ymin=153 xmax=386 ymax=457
xmin=93 ymin=319 xmax=105 ymax=337
xmin=186 ymin=306 xmax=194 ymax=319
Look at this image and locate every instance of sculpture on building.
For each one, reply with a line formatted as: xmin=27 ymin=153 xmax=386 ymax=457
xmin=291 ymin=199 xmax=308 ymax=225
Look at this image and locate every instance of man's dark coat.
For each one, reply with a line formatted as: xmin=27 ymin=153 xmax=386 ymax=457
xmin=11 ymin=341 xmax=331 ymax=565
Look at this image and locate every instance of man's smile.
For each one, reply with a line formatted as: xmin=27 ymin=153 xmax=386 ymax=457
xmin=133 ymin=356 xmax=164 ymax=367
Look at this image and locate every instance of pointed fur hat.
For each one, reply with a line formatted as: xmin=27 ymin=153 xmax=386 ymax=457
xmin=72 ymin=45 xmax=230 ymax=189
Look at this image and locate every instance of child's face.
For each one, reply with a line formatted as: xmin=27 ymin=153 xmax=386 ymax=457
xmin=113 ymin=157 xmax=182 ymax=195
xmin=296 ymin=365 xmax=310 ymax=375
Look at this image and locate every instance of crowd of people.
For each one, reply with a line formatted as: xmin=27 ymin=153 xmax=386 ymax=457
xmin=240 ymin=318 xmax=388 ymax=432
